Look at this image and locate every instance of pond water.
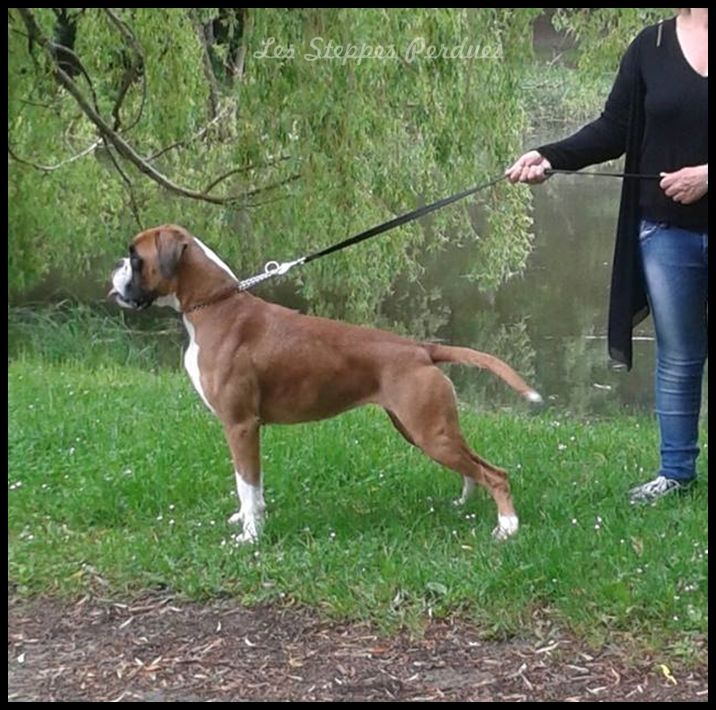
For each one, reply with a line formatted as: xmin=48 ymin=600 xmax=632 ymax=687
xmin=376 ymin=163 xmax=707 ymax=418
xmin=422 ymin=169 xmax=660 ymax=417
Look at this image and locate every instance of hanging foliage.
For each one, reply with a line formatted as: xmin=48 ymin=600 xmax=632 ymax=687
xmin=10 ymin=8 xmax=542 ymax=319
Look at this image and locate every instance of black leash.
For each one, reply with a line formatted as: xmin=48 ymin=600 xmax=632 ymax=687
xmin=545 ymin=168 xmax=662 ymax=180
xmin=236 ymin=167 xmax=662 ymax=291
xmin=304 ymin=174 xmax=509 ymax=263
xmin=238 ymin=173 xmax=508 ymax=290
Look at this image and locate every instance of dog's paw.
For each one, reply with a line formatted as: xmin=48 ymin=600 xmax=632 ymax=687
xmin=232 ymin=530 xmax=259 ymax=545
xmin=227 ymin=511 xmax=244 ymax=526
xmin=228 ymin=511 xmax=263 ymax=544
xmin=491 ymin=515 xmax=519 ymax=541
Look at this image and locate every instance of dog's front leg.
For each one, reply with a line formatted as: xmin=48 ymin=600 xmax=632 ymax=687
xmin=223 ymin=419 xmax=265 ymax=543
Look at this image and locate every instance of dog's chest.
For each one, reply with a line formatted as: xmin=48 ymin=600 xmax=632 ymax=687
xmin=183 ymin=317 xmax=216 ymax=414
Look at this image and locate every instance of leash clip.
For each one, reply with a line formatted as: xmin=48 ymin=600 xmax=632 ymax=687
xmin=264 ymin=257 xmax=306 ymax=276
xmin=238 ymin=256 xmax=307 ymax=291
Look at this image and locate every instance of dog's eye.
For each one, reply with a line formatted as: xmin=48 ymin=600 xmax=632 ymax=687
xmin=130 ymin=252 xmax=143 ymax=271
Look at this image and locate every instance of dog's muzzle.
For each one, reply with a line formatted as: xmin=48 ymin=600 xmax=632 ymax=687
xmin=108 ymin=258 xmax=155 ymax=311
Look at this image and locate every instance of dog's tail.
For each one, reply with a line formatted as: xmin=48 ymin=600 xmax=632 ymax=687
xmin=426 ymin=343 xmax=543 ymax=405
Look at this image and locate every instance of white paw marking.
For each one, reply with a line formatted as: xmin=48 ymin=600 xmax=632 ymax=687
xmin=492 ymin=514 xmax=519 ymax=541
xmin=233 ymin=520 xmax=261 ymax=544
xmin=230 ymin=473 xmax=265 ymax=543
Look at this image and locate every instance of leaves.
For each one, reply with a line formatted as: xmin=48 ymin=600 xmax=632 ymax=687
xmin=9 ymin=8 xmax=626 ymax=322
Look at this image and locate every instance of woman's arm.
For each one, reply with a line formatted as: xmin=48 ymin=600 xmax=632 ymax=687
xmin=537 ymin=35 xmax=641 ymax=171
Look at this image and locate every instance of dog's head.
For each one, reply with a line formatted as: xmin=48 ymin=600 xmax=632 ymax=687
xmin=108 ymin=225 xmax=191 ymax=311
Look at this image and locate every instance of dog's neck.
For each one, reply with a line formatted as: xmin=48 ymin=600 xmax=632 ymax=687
xmin=175 ymin=243 xmax=243 ymax=314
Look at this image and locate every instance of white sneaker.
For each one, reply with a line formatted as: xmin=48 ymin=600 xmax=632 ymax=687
xmin=629 ymin=475 xmax=693 ymax=504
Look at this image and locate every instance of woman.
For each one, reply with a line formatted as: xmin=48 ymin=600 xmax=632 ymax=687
xmin=507 ymin=9 xmax=708 ymax=503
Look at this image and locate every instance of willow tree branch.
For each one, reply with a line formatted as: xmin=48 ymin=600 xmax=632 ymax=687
xmin=99 ymin=140 xmax=144 ymax=230
xmin=191 ymin=10 xmax=221 ymax=120
xmin=203 ymin=155 xmax=293 ymax=194
xmin=15 ymin=9 xmax=297 ymax=206
xmin=48 ymin=41 xmax=101 ymax=115
xmin=230 ymin=9 xmax=249 ymax=83
xmin=102 ymin=9 xmax=146 ymax=132
xmin=244 ymin=174 xmax=301 ymax=198
xmin=8 ymin=139 xmax=102 ymax=172
xmin=146 ymin=103 xmax=232 ymax=162
xmin=16 ymin=8 xmax=273 ymax=207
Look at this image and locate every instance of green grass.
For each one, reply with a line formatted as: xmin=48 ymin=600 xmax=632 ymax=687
xmin=8 ymin=358 xmax=708 ymax=653
xmin=8 ymin=303 xmax=182 ymax=370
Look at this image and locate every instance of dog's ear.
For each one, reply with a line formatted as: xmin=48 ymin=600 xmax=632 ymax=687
xmin=155 ymin=227 xmax=188 ymax=280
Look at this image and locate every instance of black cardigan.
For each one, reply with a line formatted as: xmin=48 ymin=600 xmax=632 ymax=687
xmin=537 ymin=20 xmax=698 ymax=371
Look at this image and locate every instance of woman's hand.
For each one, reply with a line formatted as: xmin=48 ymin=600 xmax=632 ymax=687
xmin=659 ymin=165 xmax=708 ymax=205
xmin=505 ymin=150 xmax=552 ymax=184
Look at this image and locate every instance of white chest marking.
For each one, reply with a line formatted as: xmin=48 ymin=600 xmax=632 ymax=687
xmin=155 ymin=294 xmax=181 ymax=311
xmin=183 ymin=316 xmax=215 ymax=414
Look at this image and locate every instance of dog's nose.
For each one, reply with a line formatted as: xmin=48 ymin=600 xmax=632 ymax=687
xmin=114 ymin=259 xmax=125 ymax=270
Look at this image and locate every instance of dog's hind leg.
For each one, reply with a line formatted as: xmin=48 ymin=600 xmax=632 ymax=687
xmin=386 ymin=407 xmax=474 ymax=510
xmin=385 ymin=409 xmax=417 ymax=446
xmin=385 ymin=366 xmax=518 ymax=540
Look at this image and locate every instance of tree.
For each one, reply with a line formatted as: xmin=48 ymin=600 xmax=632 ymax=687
xmin=10 ymin=8 xmax=538 ymax=320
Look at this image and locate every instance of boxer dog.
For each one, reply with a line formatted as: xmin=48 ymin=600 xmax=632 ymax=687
xmin=109 ymin=225 xmax=542 ymax=543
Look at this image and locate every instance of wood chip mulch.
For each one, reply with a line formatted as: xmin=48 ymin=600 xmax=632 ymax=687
xmin=8 ymin=595 xmax=708 ymax=702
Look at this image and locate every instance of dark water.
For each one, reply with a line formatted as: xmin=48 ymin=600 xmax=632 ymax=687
xmin=425 ymin=170 xmax=707 ymax=418
xmin=421 ymin=170 xmax=657 ymax=416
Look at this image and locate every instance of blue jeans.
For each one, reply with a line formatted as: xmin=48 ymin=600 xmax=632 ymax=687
xmin=638 ymin=219 xmax=708 ymax=482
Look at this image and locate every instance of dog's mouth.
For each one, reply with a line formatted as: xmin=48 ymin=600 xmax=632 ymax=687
xmin=107 ymin=287 xmax=153 ymax=311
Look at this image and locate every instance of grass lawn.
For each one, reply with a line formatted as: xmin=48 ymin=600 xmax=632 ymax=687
xmin=8 ymin=358 xmax=708 ymax=654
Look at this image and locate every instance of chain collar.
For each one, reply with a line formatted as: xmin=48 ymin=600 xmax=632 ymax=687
xmin=183 ymin=284 xmax=243 ymax=314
